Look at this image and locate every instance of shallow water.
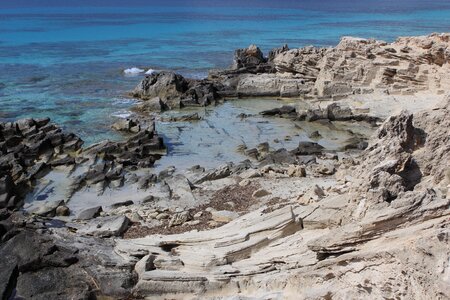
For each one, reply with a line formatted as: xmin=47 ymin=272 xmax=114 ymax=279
xmin=24 ymin=98 xmax=375 ymax=215
xmin=154 ymin=99 xmax=374 ymax=171
xmin=1 ymin=1 xmax=450 ymax=143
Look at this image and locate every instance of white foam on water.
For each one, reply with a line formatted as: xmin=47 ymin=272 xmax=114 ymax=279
xmin=111 ymin=110 xmax=132 ymax=119
xmin=123 ymin=67 xmax=145 ymax=75
xmin=145 ymin=68 xmax=156 ymax=75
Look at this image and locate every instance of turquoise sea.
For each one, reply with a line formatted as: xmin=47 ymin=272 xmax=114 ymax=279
xmin=1 ymin=0 xmax=450 ymax=144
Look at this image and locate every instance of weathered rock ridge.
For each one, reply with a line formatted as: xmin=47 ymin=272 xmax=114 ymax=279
xmin=132 ymin=33 xmax=450 ymax=108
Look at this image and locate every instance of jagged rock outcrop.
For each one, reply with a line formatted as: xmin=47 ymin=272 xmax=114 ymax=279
xmin=0 ymin=117 xmax=166 ymax=208
xmin=233 ymin=44 xmax=267 ymax=69
xmin=0 ymin=118 xmax=83 ymax=209
xmin=313 ymin=34 xmax=450 ymax=97
xmin=131 ymin=71 xmax=220 ymax=110
xmin=132 ymin=34 xmax=450 ymax=108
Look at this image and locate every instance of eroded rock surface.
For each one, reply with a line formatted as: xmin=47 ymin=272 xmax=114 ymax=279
xmin=111 ymin=97 xmax=450 ymax=299
xmin=132 ymin=34 xmax=450 ymax=110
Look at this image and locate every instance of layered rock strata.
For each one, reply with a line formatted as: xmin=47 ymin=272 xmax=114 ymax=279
xmin=132 ymin=33 xmax=450 ymax=108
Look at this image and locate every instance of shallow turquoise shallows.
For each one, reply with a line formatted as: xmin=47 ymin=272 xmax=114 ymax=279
xmin=1 ymin=0 xmax=450 ymax=144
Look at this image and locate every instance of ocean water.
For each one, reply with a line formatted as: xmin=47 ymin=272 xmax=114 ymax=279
xmin=1 ymin=0 xmax=450 ymax=146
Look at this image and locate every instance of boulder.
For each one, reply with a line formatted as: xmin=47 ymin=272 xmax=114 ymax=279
xmin=132 ymin=71 xmax=189 ymax=103
xmin=132 ymin=72 xmax=219 ymax=109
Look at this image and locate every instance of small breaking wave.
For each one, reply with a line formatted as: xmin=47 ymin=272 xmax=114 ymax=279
xmin=111 ymin=110 xmax=132 ymax=119
xmin=123 ymin=67 xmax=145 ymax=75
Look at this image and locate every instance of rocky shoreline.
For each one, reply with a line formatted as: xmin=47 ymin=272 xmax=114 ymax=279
xmin=131 ymin=33 xmax=450 ymax=110
xmin=0 ymin=34 xmax=449 ymax=300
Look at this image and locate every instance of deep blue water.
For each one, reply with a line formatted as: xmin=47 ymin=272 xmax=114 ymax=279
xmin=1 ymin=0 xmax=450 ymax=144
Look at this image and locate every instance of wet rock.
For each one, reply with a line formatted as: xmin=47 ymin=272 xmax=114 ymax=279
xmin=0 ymin=176 xmax=15 ymax=209
xmin=260 ymin=105 xmax=296 ymax=116
xmin=76 ymin=206 xmax=103 ymax=220
xmin=132 ymin=72 xmax=219 ymax=109
xmin=257 ymin=142 xmax=270 ymax=154
xmin=111 ymin=200 xmax=134 ymax=209
xmin=161 ymin=113 xmax=202 ymax=122
xmin=292 ymin=141 xmax=324 ymax=155
xmin=244 ymin=148 xmax=259 ymax=159
xmin=259 ymin=148 xmax=297 ymax=166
